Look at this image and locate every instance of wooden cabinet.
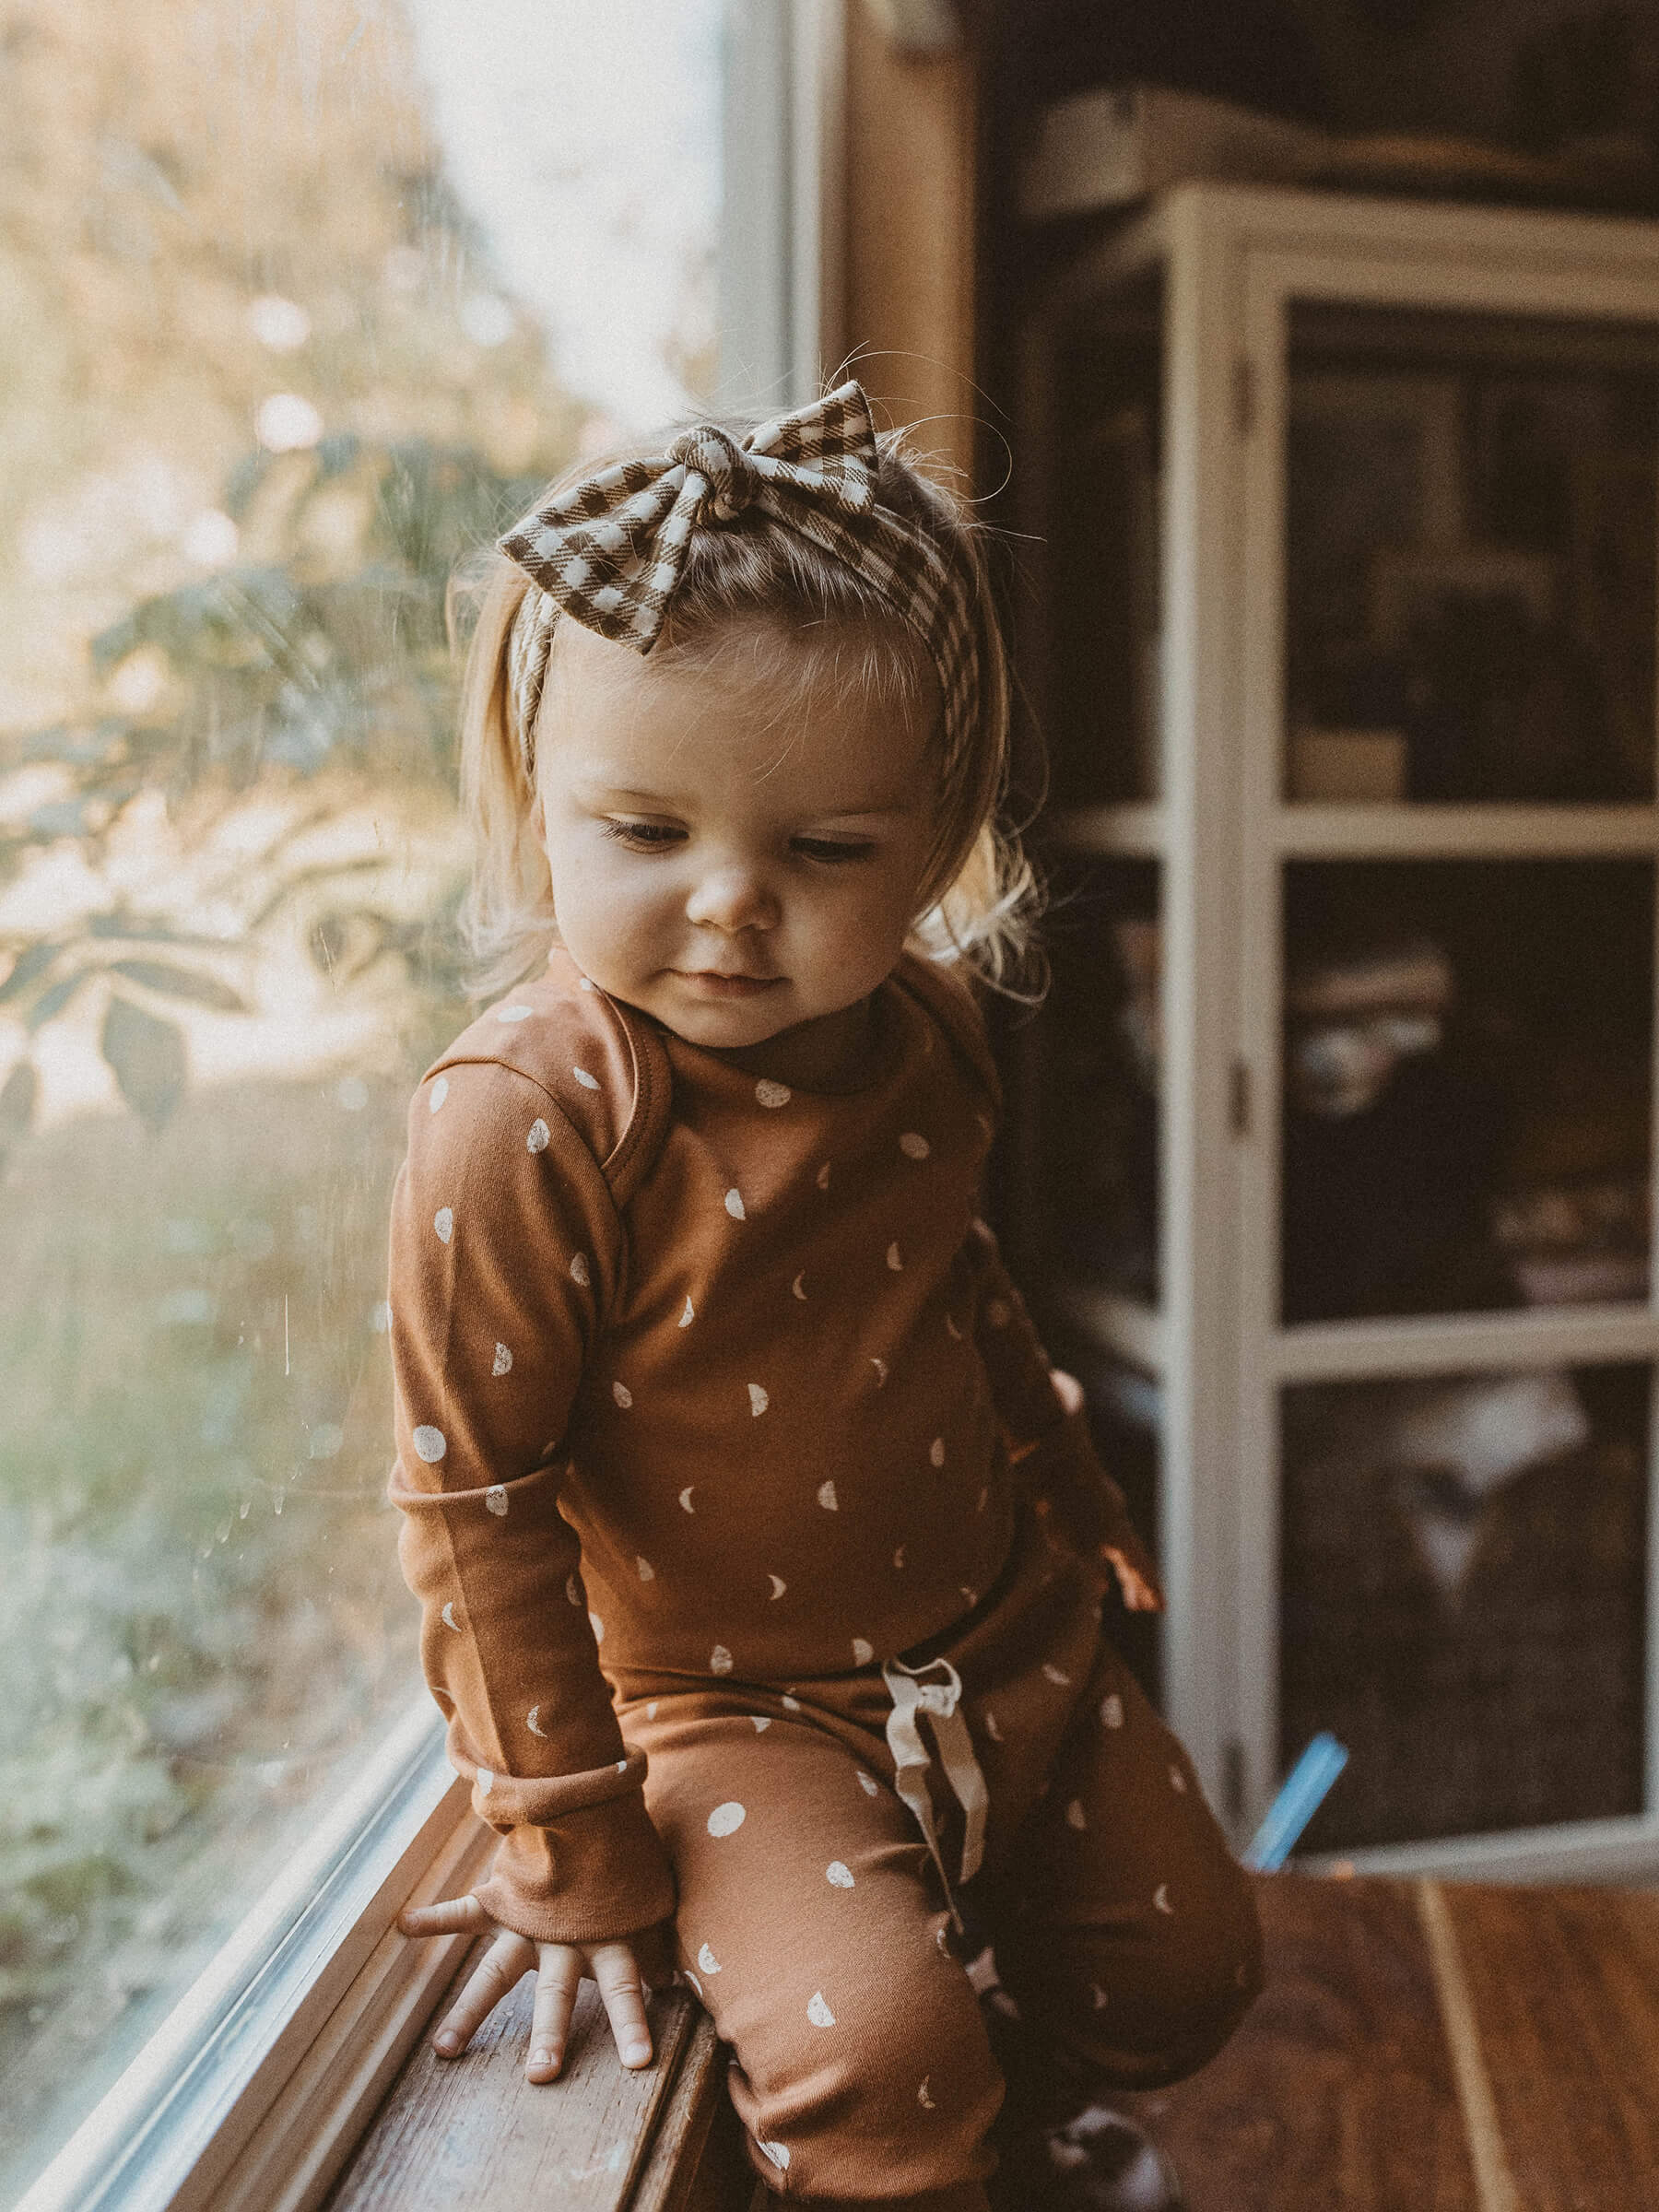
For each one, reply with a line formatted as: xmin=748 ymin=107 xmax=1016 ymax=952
xmin=1011 ymin=182 xmax=1659 ymax=1877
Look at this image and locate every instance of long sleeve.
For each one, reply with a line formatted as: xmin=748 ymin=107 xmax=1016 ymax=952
xmin=388 ymin=1055 xmax=676 ymax=1944
xmin=967 ymin=1218 xmax=1164 ymax=1616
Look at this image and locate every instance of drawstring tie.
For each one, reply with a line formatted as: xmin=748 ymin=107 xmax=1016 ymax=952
xmin=881 ymin=1655 xmax=988 ymax=1933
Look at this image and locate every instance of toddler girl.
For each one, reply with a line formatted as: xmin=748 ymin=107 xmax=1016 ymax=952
xmin=389 ymin=383 xmax=1261 ymax=2212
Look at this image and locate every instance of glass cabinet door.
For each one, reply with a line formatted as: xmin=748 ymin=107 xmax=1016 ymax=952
xmin=1282 ymin=302 xmax=1659 ymax=807
xmin=1238 ymin=245 xmax=1659 ymax=1861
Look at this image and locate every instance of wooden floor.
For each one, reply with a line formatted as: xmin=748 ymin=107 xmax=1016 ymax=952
xmin=326 ymin=1873 xmax=1659 ymax=2210
xmin=1119 ymin=1874 xmax=1659 ymax=2211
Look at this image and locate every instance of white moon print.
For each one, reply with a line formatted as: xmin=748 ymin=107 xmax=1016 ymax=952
xmin=589 ymin=1611 xmax=606 ymax=1644
xmin=724 ymin=1187 xmax=746 ymax=1219
xmin=697 ymin=1943 xmax=722 ymax=1974
xmin=432 ymin=1207 xmax=453 ymax=1243
xmin=900 ymin=1132 xmax=930 ymax=1159
xmin=893 ymin=1547 xmax=906 ymax=1569
xmin=887 ymin=1242 xmax=903 ymax=1271
xmin=711 ymin=1644 xmax=734 ymax=1674
xmin=1100 ymin=1693 xmax=1124 ymax=1729
xmin=441 ymin=1602 xmax=461 ymax=1631
xmin=475 ymin=1769 xmax=494 ymax=1796
xmin=755 ymin=1078 xmax=791 ymax=1107
xmin=806 ymin=1992 xmax=836 ymax=2027
xmin=1065 ymin=1799 xmax=1087 ymax=1830
xmin=816 ymin=1160 xmax=831 ymax=1190
xmin=918 ymin=2076 xmax=936 ymax=2109
xmin=759 ymin=2142 xmax=790 ymax=2171
xmin=1042 ymin=1664 xmax=1073 ymax=1687
xmin=412 ymin=1425 xmax=446 ymax=1463
xmin=792 ymin=1273 xmax=806 ymax=1300
xmin=485 ymin=1485 xmax=508 ymax=1517
xmin=1155 ymin=1884 xmax=1173 ymax=1915
xmin=768 ymin=1574 xmax=787 ymax=1599
xmin=570 ymin=1251 xmax=590 ymax=1288
xmin=526 ymin=1118 xmax=550 ymax=1153
xmin=428 ymin=1076 xmax=449 ymax=1113
xmin=751 ymin=1715 xmax=771 ymax=1731
xmin=493 ymin=1342 xmax=512 ymax=1376
xmin=827 ymin=1862 xmax=854 ymax=1888
xmin=856 ymin=1771 xmax=878 ymax=1796
xmin=852 ymin=1637 xmax=873 ymax=1666
xmin=747 ymin=1383 xmax=769 ymax=1417
xmin=679 ymin=1295 xmax=695 ymax=1326
xmin=566 ymin=1574 xmax=582 ymax=1606
xmin=679 ymin=1486 xmax=696 ymax=1513
xmin=707 ymin=1800 xmax=747 ymax=1837
xmin=930 ymin=1437 xmax=946 ymax=1467
xmin=496 ymin=1004 xmax=534 ymax=1022
xmin=818 ymin=1480 xmax=838 ymax=1511
xmin=572 ymin=1065 xmax=599 ymax=1088
xmin=983 ymin=1711 xmax=1003 ymax=1743
xmin=869 ymin=1357 xmax=888 ymax=1386
xmin=527 ymin=1705 xmax=547 ymax=1736
xmin=637 ymin=1556 xmax=655 ymax=1582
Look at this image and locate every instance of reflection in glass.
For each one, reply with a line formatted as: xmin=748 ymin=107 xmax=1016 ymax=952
xmin=0 ymin=0 xmax=721 ymax=2191
xmin=1281 ymin=860 xmax=1653 ymax=1324
xmin=1038 ymin=861 xmax=1160 ymax=1304
xmin=1280 ymin=1365 xmax=1649 ymax=1850
xmin=1285 ymin=303 xmax=1658 ymax=805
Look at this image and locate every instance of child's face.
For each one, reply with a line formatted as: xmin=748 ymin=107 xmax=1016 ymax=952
xmin=535 ymin=620 xmax=939 ymax=1069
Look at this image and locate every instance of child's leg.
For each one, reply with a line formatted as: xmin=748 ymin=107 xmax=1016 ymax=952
xmin=626 ymin=1696 xmax=1003 ymax=2206
xmin=986 ymin=1637 xmax=1264 ymax=2100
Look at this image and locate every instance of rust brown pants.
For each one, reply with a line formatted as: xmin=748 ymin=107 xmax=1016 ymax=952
xmin=616 ymin=1512 xmax=1262 ymax=2209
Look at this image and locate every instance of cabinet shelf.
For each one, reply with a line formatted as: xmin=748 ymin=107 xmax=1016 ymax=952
xmin=1047 ymin=804 xmax=1165 ymax=856
xmin=1274 ymin=803 xmax=1659 ymax=860
xmin=1274 ymin=1302 xmax=1659 ymax=1383
xmin=1052 ymin=1284 xmax=1166 ymax=1375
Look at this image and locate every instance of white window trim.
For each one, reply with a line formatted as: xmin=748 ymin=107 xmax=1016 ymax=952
xmin=17 ymin=17 xmax=839 ymax=2206
xmin=718 ymin=0 xmax=846 ymax=409
xmin=16 ymin=1698 xmax=487 ymax=2212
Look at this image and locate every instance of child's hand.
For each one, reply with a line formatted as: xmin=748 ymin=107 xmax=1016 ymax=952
xmin=397 ymin=1894 xmax=653 ymax=2083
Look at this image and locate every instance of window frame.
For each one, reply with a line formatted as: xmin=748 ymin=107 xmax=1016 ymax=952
xmin=13 ymin=12 xmax=842 ymax=2205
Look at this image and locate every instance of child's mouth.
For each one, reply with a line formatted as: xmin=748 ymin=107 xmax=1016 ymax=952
xmin=676 ymin=970 xmax=784 ymax=998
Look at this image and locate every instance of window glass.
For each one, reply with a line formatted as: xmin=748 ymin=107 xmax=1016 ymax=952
xmin=0 ymin=1 xmax=721 ymax=2191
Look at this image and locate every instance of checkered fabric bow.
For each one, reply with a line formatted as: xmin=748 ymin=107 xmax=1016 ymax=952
xmin=497 ymin=381 xmax=981 ymax=782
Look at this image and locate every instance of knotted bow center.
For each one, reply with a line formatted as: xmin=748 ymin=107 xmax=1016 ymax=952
xmin=667 ymin=424 xmax=755 ymax=523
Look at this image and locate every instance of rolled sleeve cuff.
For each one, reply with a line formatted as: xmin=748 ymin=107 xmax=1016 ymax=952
xmin=470 ymin=1787 xmax=677 ymax=1946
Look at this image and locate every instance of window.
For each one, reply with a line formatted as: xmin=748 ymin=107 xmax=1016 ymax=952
xmin=0 ymin=1 xmax=807 ymax=2195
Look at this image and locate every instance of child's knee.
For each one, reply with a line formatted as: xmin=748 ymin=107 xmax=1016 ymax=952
xmin=1000 ymin=1856 xmax=1264 ymax=2089
xmin=727 ymin=1959 xmax=1003 ymax=2199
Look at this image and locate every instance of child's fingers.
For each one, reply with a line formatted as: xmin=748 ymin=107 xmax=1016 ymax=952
xmin=589 ymin=1941 xmax=653 ymax=2068
xmin=397 ymin=1894 xmax=490 ymax=1940
xmin=431 ymin=1930 xmax=536 ymax=2057
xmin=1050 ymin=1366 xmax=1085 ymax=1416
xmin=526 ymin=1944 xmax=584 ymax=2080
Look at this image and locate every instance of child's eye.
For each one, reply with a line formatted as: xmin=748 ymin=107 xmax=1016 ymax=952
xmin=793 ymin=837 xmax=877 ymax=865
xmin=603 ymin=818 xmax=683 ymax=851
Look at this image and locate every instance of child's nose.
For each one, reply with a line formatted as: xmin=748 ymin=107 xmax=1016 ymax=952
xmin=686 ymin=865 xmax=779 ymax=935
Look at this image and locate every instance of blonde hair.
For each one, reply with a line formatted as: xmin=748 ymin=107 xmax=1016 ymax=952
xmin=453 ymin=414 xmax=1041 ymax=1000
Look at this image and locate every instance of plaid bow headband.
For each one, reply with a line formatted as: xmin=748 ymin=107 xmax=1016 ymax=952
xmin=497 ymin=380 xmax=981 ymax=783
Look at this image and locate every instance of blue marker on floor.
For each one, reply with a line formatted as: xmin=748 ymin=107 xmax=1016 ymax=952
xmin=1241 ymin=1733 xmax=1348 ymax=1871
